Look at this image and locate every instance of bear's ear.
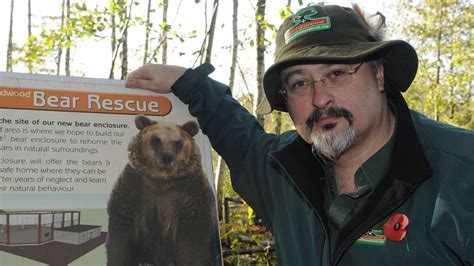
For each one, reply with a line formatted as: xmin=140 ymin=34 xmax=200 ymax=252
xmin=135 ymin=115 xmax=156 ymax=130
xmin=182 ymin=121 xmax=199 ymax=137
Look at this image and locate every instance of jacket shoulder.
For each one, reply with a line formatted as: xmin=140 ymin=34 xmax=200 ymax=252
xmin=410 ymin=110 xmax=474 ymax=164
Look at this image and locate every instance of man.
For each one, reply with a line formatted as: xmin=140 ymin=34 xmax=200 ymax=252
xmin=125 ymin=4 xmax=473 ymax=265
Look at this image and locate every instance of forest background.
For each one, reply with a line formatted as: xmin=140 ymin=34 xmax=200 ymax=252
xmin=1 ymin=0 xmax=472 ymax=264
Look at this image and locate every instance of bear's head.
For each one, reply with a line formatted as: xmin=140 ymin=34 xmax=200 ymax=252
xmin=128 ymin=115 xmax=201 ymax=179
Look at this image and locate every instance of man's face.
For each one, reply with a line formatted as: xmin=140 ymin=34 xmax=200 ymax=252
xmin=280 ymin=62 xmax=386 ymax=159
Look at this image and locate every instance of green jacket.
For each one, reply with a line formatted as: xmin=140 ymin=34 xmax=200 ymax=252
xmin=171 ymin=64 xmax=474 ymax=265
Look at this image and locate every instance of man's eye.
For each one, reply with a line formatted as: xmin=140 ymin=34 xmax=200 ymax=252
xmin=328 ymin=70 xmax=346 ymax=78
xmin=290 ymin=80 xmax=309 ymax=91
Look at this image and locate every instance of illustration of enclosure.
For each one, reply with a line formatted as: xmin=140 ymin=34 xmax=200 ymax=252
xmin=0 ymin=210 xmax=101 ymax=246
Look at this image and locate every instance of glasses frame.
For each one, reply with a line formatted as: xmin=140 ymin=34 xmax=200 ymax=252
xmin=279 ymin=62 xmax=365 ymax=101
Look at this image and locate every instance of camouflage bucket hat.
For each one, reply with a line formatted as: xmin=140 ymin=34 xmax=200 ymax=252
xmin=263 ymin=4 xmax=418 ymax=112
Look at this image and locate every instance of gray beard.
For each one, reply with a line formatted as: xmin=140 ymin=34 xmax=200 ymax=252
xmin=310 ymin=125 xmax=356 ymax=160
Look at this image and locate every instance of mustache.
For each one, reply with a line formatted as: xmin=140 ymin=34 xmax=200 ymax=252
xmin=305 ymin=107 xmax=354 ymax=131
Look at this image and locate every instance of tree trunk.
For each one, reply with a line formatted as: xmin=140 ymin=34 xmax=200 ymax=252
xmin=120 ymin=2 xmax=129 ymax=80
xmin=143 ymin=0 xmax=152 ymax=65
xmin=6 ymin=0 xmax=14 ymax=72
xmin=198 ymin=0 xmax=210 ymax=65
xmin=434 ymin=8 xmax=443 ymax=122
xmin=274 ymin=112 xmax=282 ymax=135
xmin=109 ymin=0 xmax=133 ymax=79
xmin=255 ymin=0 xmax=266 ymax=126
xmin=28 ymin=0 xmax=32 ymax=36
xmin=27 ymin=0 xmax=33 ymax=73
xmin=120 ymin=0 xmax=133 ymax=79
xmin=216 ymin=0 xmax=238 ymax=221
xmin=56 ymin=0 xmax=66 ymax=75
xmin=65 ymin=0 xmax=71 ymax=76
xmin=161 ymin=0 xmax=169 ymax=64
xmin=121 ymin=26 xmax=128 ymax=79
xmin=228 ymin=0 xmax=238 ymax=89
xmin=109 ymin=1 xmax=117 ymax=79
xmin=204 ymin=0 xmax=219 ymax=63
xmin=215 ymin=157 xmax=227 ymax=221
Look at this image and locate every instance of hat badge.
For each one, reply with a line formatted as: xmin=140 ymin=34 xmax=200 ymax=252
xmin=285 ymin=7 xmax=331 ymax=44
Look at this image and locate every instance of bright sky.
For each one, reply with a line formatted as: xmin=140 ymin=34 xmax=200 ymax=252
xmin=0 ymin=0 xmax=400 ymax=87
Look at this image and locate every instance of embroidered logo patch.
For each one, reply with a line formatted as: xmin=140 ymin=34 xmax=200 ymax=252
xmin=284 ymin=7 xmax=331 ymax=44
xmin=356 ymin=229 xmax=387 ymax=246
xmin=356 ymin=213 xmax=410 ymax=246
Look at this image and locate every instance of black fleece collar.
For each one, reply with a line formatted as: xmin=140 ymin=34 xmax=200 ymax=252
xmin=272 ymin=134 xmax=327 ymax=217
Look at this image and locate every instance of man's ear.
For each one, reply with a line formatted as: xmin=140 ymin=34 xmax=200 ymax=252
xmin=376 ymin=64 xmax=385 ymax=92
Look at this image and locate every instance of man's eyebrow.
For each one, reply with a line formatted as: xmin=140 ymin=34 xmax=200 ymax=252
xmin=282 ymin=69 xmax=306 ymax=84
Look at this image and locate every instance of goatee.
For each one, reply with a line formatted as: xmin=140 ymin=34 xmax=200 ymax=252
xmin=306 ymin=107 xmax=355 ymax=160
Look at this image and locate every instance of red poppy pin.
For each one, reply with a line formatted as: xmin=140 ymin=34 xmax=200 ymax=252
xmin=383 ymin=213 xmax=409 ymax=241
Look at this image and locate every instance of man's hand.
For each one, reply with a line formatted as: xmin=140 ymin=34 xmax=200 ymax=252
xmin=125 ymin=64 xmax=187 ymax=93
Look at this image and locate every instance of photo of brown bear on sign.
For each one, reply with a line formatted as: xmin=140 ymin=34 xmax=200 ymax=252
xmin=106 ymin=115 xmax=221 ymax=266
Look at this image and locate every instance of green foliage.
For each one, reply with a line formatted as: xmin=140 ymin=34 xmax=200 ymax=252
xmin=264 ymin=110 xmax=295 ymax=135
xmin=212 ymin=142 xmax=275 ymax=263
xmin=188 ymin=30 xmax=198 ymax=38
xmin=220 ymin=200 xmax=276 ymax=265
xmin=211 ymin=150 xmax=238 ymax=200
xmin=279 ymin=5 xmax=294 ymax=19
xmin=13 ymin=32 xmax=49 ymax=72
xmin=397 ymin=0 xmax=473 ymax=129
xmin=14 ymin=2 xmax=107 ymax=73
xmin=66 ymin=4 xmax=107 ymax=38
xmin=108 ymin=0 xmax=122 ymax=15
xmin=212 ymin=94 xmax=278 ymax=263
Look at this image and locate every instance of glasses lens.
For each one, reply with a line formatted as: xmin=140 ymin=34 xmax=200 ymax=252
xmin=285 ymin=80 xmax=312 ymax=99
xmin=324 ymin=66 xmax=357 ymax=87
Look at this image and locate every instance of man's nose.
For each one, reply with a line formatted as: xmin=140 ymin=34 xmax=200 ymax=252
xmin=310 ymin=83 xmax=334 ymax=109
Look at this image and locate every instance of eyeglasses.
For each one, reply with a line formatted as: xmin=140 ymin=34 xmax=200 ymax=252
xmin=279 ymin=62 xmax=364 ymax=101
